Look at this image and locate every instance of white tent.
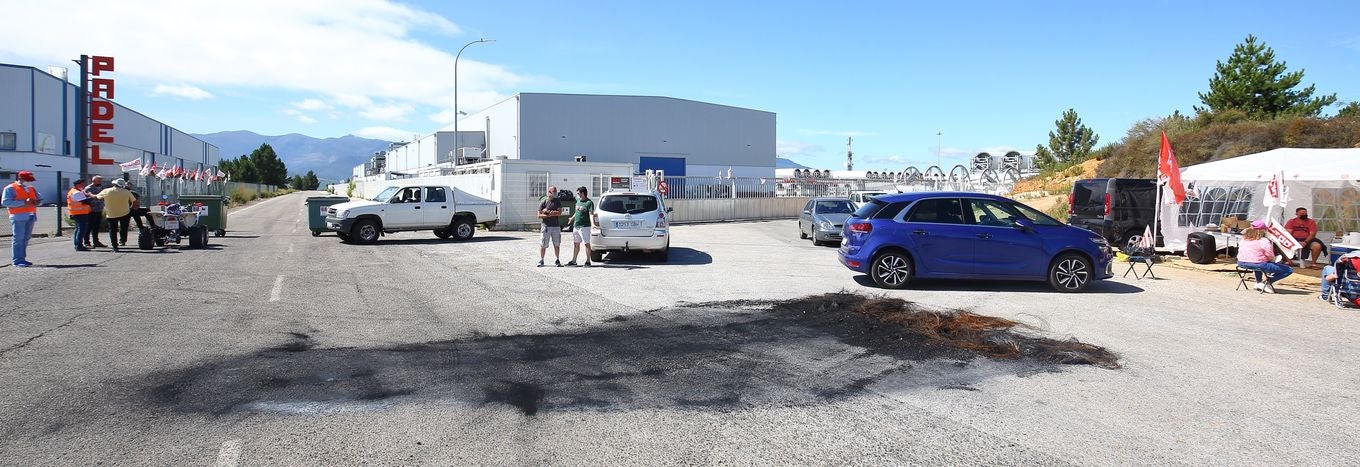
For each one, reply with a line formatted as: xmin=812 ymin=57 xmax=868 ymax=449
xmin=1161 ymin=148 xmax=1360 ymax=251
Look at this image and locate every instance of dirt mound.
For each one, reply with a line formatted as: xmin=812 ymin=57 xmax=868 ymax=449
xmin=1011 ymin=158 xmax=1102 ymax=194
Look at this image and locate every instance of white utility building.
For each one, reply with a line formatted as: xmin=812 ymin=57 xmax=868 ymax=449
xmin=364 ymin=93 xmax=776 ymax=179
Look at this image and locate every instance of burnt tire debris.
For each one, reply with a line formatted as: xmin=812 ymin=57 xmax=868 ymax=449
xmin=130 ymin=294 xmax=1117 ymax=417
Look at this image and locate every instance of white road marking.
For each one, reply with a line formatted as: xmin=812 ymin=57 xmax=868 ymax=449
xmin=215 ymin=439 xmax=242 ymax=467
xmin=269 ymin=275 xmax=284 ymax=302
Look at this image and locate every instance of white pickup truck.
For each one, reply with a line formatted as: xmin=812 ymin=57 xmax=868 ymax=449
xmin=325 ymin=185 xmax=498 ymax=244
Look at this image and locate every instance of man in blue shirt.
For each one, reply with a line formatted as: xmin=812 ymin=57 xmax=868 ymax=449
xmin=2 ymin=171 xmax=41 ymax=267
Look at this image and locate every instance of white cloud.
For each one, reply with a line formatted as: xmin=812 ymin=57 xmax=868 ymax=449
xmin=151 ymin=83 xmax=213 ymax=100
xmin=0 ymin=0 xmax=527 ymax=124
xmin=297 ymin=115 xmax=318 ymax=124
xmin=867 ymin=155 xmax=908 ymax=165
xmin=292 ymin=99 xmax=331 ymax=111
xmin=353 ymin=126 xmax=416 ymax=141
xmin=776 ymin=139 xmax=824 ymax=157
xmin=359 ymin=102 xmax=414 ymax=121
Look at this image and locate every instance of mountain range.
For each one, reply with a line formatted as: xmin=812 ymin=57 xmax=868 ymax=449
xmin=192 ymin=131 xmax=391 ymax=182
xmin=193 ymin=130 xmax=812 ymax=180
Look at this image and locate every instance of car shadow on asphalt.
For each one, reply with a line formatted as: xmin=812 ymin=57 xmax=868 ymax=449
xmin=113 ymin=298 xmax=1083 ymax=419
xmin=852 ymin=275 xmax=1145 ymax=294
xmin=341 ymin=236 xmax=520 ymax=246
xmin=595 ymin=247 xmax=712 ymax=266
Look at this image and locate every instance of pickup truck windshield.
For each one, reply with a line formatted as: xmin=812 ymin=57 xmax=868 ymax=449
xmin=371 ymin=187 xmax=398 ymax=202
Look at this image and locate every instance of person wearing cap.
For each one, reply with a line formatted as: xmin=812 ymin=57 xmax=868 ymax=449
xmin=83 ymin=175 xmax=108 ymax=248
xmin=2 ymin=171 xmax=41 ymax=267
xmin=67 ymin=179 xmax=94 ymax=252
xmin=95 ymin=178 xmax=137 ymax=252
xmin=1236 ymin=222 xmax=1293 ymax=293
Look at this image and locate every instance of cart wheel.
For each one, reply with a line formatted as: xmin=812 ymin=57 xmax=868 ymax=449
xmin=215 ymin=230 xmax=225 ymax=237
xmin=312 ymin=230 xmax=321 ymax=237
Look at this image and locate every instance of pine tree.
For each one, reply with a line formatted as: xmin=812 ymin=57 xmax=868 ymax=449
xmin=304 ymin=171 xmax=319 ymax=190
xmin=1196 ymin=34 xmax=1337 ymax=118
xmin=1033 ymin=145 xmax=1056 ymax=171
xmin=289 ymin=175 xmax=304 ymax=190
xmin=247 ymin=144 xmax=289 ymax=187
xmin=1041 ymin=108 xmax=1099 ymax=165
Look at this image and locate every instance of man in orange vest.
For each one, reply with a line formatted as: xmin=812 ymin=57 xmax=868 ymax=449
xmin=2 ymin=171 xmax=41 ymax=267
xmin=68 ymin=179 xmax=93 ymax=252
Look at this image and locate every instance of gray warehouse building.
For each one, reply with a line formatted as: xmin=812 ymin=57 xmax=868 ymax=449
xmin=367 ymin=93 xmax=776 ymax=179
xmin=0 ymin=62 xmax=219 ymax=203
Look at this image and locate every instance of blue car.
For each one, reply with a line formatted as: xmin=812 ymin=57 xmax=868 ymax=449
xmin=838 ymin=192 xmax=1113 ymax=292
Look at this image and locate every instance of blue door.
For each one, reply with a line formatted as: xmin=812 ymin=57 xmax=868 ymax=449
xmin=965 ymin=198 xmax=1048 ymax=278
xmin=639 ymin=156 xmax=685 ymax=176
xmin=902 ymin=197 xmax=975 ymax=277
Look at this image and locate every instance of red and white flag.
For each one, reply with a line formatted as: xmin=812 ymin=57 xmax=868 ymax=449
xmin=1137 ymin=225 xmax=1154 ymax=249
xmin=1158 ymin=132 xmax=1186 ymax=205
xmin=119 ymin=159 xmax=142 ymax=171
xmin=1262 ymin=170 xmax=1290 ymax=207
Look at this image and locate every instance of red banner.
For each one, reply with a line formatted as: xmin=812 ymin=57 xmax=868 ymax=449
xmin=88 ymin=55 xmax=116 ymax=165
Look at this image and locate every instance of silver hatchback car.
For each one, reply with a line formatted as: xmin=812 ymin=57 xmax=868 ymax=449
xmin=590 ymin=190 xmax=671 ymax=262
xmin=799 ymin=197 xmax=855 ymax=246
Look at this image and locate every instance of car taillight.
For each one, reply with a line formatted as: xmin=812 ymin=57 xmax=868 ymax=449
xmin=1068 ymin=193 xmax=1074 ymax=215
xmin=848 ymin=222 xmax=872 ymax=234
xmin=1103 ymin=193 xmax=1111 ymax=217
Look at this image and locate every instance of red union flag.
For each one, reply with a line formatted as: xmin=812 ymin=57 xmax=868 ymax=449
xmin=1158 ymin=132 xmax=1186 ymax=205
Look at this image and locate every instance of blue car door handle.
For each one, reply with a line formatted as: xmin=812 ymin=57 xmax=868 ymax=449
xmin=975 ymin=233 xmax=991 ymax=239
xmin=913 ymin=230 xmax=928 ymax=235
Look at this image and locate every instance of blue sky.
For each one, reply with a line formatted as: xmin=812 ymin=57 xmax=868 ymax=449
xmin=2 ymin=0 xmax=1357 ymax=169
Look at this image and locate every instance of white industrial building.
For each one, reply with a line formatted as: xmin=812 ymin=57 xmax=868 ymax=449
xmin=356 ymin=93 xmax=776 ymax=180
xmin=0 ymin=62 xmax=219 ymax=203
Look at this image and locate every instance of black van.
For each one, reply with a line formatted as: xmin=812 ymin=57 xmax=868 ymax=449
xmin=1068 ymin=178 xmax=1157 ymax=247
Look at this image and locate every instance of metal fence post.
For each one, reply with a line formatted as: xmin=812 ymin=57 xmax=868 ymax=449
xmin=55 ymin=170 xmax=63 ymax=237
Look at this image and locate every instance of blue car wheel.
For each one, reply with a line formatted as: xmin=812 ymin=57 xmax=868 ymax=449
xmin=871 ymin=251 xmax=914 ymax=289
xmin=1049 ymin=253 xmax=1093 ymax=292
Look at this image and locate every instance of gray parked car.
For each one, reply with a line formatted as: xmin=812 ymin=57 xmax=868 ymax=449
xmin=798 ymin=197 xmax=855 ymax=246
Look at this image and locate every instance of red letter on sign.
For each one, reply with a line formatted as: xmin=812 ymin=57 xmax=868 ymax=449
xmin=90 ymin=122 xmax=114 ymax=143
xmin=91 ymin=56 xmax=115 ymax=76
xmin=90 ymin=78 xmax=115 ymax=100
xmin=90 ymin=99 xmax=114 ymax=120
xmin=90 ymin=145 xmax=114 ymax=165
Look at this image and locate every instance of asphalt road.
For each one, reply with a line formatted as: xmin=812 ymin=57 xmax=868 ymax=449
xmin=2 ymin=191 xmax=1358 ymax=464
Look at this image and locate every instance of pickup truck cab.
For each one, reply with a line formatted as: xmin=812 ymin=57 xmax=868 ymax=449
xmin=325 ymin=185 xmax=498 ymax=244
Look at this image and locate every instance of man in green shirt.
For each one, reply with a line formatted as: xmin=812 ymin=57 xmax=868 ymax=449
xmin=566 ymin=186 xmax=596 ymax=267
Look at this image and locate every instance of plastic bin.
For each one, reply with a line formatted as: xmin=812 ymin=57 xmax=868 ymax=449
xmin=177 ymin=194 xmax=228 ymax=237
xmin=306 ymin=196 xmax=352 ymax=236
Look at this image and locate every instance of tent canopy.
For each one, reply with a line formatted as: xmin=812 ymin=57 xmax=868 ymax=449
xmin=1179 ymin=148 xmax=1360 ymax=182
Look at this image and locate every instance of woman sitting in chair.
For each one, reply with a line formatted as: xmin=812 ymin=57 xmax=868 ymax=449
xmin=1236 ymin=223 xmax=1293 ymax=294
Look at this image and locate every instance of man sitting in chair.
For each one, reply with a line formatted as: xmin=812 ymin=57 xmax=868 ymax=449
xmin=1321 ymin=251 xmax=1360 ymax=304
xmin=1236 ymin=223 xmax=1293 ymax=294
xmin=1285 ymin=207 xmax=1326 ymax=269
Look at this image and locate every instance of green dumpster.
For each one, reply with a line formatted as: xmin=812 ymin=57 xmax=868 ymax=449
xmin=306 ymin=196 xmax=351 ymax=236
xmin=178 ymin=194 xmax=228 ymax=237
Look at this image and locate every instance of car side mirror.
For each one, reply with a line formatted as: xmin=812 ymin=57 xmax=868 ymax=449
xmin=802 ymin=210 xmax=811 ymax=214
xmin=1013 ymin=218 xmax=1035 ymax=232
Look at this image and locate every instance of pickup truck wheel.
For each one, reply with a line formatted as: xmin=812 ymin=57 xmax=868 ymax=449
xmin=433 ymin=229 xmax=451 ymax=239
xmin=452 ymin=218 xmax=475 ymax=241
xmin=352 ymin=219 xmax=380 ymax=244
xmin=337 ymin=231 xmax=351 ymax=242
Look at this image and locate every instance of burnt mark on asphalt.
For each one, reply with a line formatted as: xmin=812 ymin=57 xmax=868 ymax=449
xmin=131 ymin=293 xmax=1117 ymax=417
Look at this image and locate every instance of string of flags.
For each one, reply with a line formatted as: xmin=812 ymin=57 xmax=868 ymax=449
xmin=124 ymin=159 xmax=230 ymax=183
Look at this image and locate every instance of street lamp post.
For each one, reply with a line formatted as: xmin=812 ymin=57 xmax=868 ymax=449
xmin=454 ymin=38 xmax=494 ymax=164
xmin=936 ymin=131 xmax=942 ymax=168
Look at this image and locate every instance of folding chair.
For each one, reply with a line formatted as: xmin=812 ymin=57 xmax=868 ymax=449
xmin=1235 ymin=264 xmax=1265 ymax=293
xmin=1122 ymin=235 xmax=1157 ymax=280
xmin=1326 ymin=258 xmax=1360 ymax=309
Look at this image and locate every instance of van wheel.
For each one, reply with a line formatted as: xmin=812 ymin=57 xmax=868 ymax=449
xmin=434 ymin=229 xmax=451 ymax=239
xmin=1049 ymin=253 xmax=1093 ymax=292
xmin=352 ymin=219 xmax=380 ymax=244
xmin=870 ymin=251 xmax=913 ymax=289
xmin=337 ymin=231 xmax=351 ymax=242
